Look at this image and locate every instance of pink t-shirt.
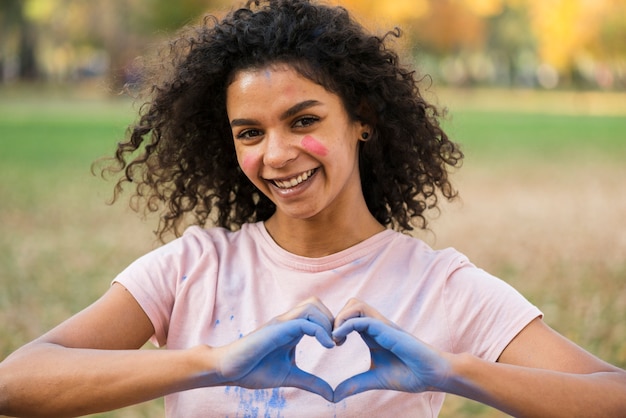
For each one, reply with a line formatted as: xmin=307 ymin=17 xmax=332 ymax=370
xmin=114 ymin=222 xmax=542 ymax=417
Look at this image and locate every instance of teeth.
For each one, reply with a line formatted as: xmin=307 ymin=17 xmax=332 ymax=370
xmin=274 ymin=169 xmax=315 ymax=189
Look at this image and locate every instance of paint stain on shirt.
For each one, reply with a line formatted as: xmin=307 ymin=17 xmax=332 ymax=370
xmin=230 ymin=387 xmax=287 ymax=418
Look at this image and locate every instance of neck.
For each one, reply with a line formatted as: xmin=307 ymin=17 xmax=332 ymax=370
xmin=264 ymin=211 xmax=385 ymax=258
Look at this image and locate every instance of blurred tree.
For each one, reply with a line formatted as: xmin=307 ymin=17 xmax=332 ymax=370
xmin=140 ymin=0 xmax=232 ymax=33
xmin=0 ymin=0 xmax=40 ymax=81
xmin=2 ymin=0 xmax=624 ymax=90
xmin=412 ymin=0 xmax=486 ymax=54
xmin=587 ymin=0 xmax=626 ymax=88
xmin=526 ymin=0 xmax=626 ymax=87
xmin=2 ymin=0 xmax=229 ymax=87
xmin=485 ymin=2 xmax=536 ymax=86
xmin=334 ymin=0 xmax=429 ymax=24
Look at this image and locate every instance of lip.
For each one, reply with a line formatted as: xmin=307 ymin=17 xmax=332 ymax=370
xmin=265 ymin=168 xmax=319 ymax=196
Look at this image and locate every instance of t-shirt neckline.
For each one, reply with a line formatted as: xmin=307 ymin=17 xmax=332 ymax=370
xmin=250 ymin=221 xmax=397 ymax=272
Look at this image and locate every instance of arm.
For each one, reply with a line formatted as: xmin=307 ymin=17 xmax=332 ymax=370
xmin=0 ymin=285 xmax=335 ymax=417
xmin=445 ymin=317 xmax=626 ymax=418
xmin=332 ymin=298 xmax=626 ymax=417
xmin=0 ymin=283 xmax=207 ymax=417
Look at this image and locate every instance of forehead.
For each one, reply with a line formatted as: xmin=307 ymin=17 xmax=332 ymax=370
xmin=226 ymin=64 xmax=335 ymax=110
xmin=228 ymin=64 xmax=314 ymax=92
xmin=228 ymin=61 xmax=317 ymax=85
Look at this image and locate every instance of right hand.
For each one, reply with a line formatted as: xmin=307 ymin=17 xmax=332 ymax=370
xmin=211 ymin=297 xmax=335 ymax=401
xmin=332 ymin=298 xmax=451 ymax=402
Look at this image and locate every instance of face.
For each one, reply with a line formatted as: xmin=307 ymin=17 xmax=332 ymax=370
xmin=226 ymin=64 xmax=366 ymax=222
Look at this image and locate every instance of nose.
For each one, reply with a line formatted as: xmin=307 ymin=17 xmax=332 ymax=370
xmin=262 ymin=132 xmax=298 ymax=168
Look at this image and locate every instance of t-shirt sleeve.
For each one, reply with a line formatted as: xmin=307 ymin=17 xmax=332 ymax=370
xmin=443 ymin=259 xmax=543 ymax=362
xmin=112 ymin=229 xmax=206 ymax=347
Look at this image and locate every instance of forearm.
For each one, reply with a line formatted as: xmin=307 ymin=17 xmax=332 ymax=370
xmin=443 ymin=353 xmax=626 ymax=418
xmin=0 ymin=343 xmax=215 ymax=417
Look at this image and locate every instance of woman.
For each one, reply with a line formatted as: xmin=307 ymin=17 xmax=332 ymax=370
xmin=1 ymin=0 xmax=624 ymax=417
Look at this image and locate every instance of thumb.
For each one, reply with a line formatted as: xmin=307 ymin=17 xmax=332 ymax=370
xmin=283 ymin=366 xmax=334 ymax=402
xmin=333 ymin=370 xmax=381 ymax=403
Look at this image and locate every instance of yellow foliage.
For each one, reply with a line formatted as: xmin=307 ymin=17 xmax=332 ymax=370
xmin=527 ymin=0 xmax=616 ymax=71
xmin=329 ymin=0 xmax=428 ymax=24
xmin=371 ymin=0 xmax=429 ymax=21
xmin=19 ymin=0 xmax=626 ymax=79
xmin=23 ymin=0 xmax=56 ymax=22
xmin=461 ymin=0 xmax=503 ymax=17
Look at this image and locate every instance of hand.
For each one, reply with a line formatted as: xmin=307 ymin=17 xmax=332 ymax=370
xmin=212 ymin=297 xmax=335 ymax=401
xmin=332 ymin=299 xmax=451 ymax=403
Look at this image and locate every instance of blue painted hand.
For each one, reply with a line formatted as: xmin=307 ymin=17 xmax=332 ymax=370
xmin=213 ymin=298 xmax=335 ymax=402
xmin=331 ymin=299 xmax=451 ymax=403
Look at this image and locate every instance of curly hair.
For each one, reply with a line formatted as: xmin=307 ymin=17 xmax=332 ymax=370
xmin=100 ymin=0 xmax=463 ymax=240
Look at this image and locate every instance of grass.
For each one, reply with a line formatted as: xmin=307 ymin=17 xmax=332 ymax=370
xmin=0 ymin=86 xmax=625 ymax=417
xmin=449 ymin=111 xmax=626 ymax=159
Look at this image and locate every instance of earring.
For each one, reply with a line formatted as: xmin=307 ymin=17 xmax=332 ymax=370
xmin=361 ymin=132 xmax=370 ymax=141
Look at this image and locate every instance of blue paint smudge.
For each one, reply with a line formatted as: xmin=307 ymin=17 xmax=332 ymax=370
xmin=233 ymin=388 xmax=287 ymax=418
xmin=181 ymin=275 xmax=188 ymax=282
xmin=268 ymin=388 xmax=286 ymax=409
xmin=214 ymin=319 xmax=220 ymax=327
xmin=230 ymin=315 xmax=235 ymax=321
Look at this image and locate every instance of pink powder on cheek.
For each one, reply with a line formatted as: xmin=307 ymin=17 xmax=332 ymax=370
xmin=241 ymin=155 xmax=256 ymax=171
xmin=301 ymin=135 xmax=328 ymax=157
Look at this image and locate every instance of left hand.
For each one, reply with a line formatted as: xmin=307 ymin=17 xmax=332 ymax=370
xmin=212 ymin=297 xmax=335 ymax=401
xmin=331 ymin=299 xmax=451 ymax=403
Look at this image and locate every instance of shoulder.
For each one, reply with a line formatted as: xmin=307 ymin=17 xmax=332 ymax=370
xmin=116 ymin=223 xmax=263 ymax=281
xmin=386 ymin=231 xmax=471 ymax=275
xmin=155 ymin=223 xmax=259 ymax=257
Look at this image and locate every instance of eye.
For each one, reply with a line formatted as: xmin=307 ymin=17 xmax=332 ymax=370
xmin=293 ymin=116 xmax=319 ymax=129
xmin=235 ymin=129 xmax=263 ymax=140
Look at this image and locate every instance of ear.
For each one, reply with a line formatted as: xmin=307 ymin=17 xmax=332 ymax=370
xmin=355 ymin=99 xmax=376 ymax=131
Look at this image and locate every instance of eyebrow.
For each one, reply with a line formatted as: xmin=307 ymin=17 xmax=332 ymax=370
xmin=230 ymin=100 xmax=322 ymax=127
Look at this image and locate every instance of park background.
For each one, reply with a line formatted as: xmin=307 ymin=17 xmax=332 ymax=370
xmin=1 ymin=0 xmax=625 ymax=416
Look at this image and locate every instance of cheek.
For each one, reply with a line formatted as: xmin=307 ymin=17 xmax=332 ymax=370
xmin=301 ymin=135 xmax=329 ymax=157
xmin=239 ymin=153 xmax=259 ymax=174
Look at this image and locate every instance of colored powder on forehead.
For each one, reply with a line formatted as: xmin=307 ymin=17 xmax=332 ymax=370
xmin=301 ymin=135 xmax=328 ymax=157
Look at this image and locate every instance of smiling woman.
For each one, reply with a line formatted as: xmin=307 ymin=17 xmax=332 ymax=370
xmin=226 ymin=64 xmax=379 ymax=248
xmin=0 ymin=0 xmax=625 ymax=417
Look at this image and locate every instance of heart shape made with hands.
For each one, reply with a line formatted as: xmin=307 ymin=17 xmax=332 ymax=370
xmin=287 ymin=316 xmax=437 ymax=402
xmin=229 ymin=304 xmax=438 ymax=401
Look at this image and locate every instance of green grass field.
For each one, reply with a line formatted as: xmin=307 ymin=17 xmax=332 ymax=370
xmin=0 ymin=87 xmax=625 ymax=417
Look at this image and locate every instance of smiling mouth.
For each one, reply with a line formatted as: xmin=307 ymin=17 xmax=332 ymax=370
xmin=271 ymin=168 xmax=317 ymax=189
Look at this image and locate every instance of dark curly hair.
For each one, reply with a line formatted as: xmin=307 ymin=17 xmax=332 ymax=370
xmin=100 ymin=0 xmax=463 ymax=241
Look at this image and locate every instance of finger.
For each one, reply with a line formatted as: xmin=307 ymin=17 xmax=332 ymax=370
xmin=276 ymin=298 xmax=334 ymax=336
xmin=333 ymin=299 xmax=388 ymax=344
xmin=333 ymin=318 xmax=422 ymax=361
xmin=248 ymin=318 xmax=334 ymax=353
xmin=332 ymin=316 xmax=368 ymax=342
xmin=283 ymin=366 xmax=334 ymax=402
xmin=332 ymin=317 xmax=398 ymax=350
xmin=332 ymin=298 xmax=366 ymax=345
xmin=333 ymin=370 xmax=381 ymax=403
xmin=286 ymin=319 xmax=334 ymax=349
xmin=302 ymin=309 xmax=333 ymax=336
